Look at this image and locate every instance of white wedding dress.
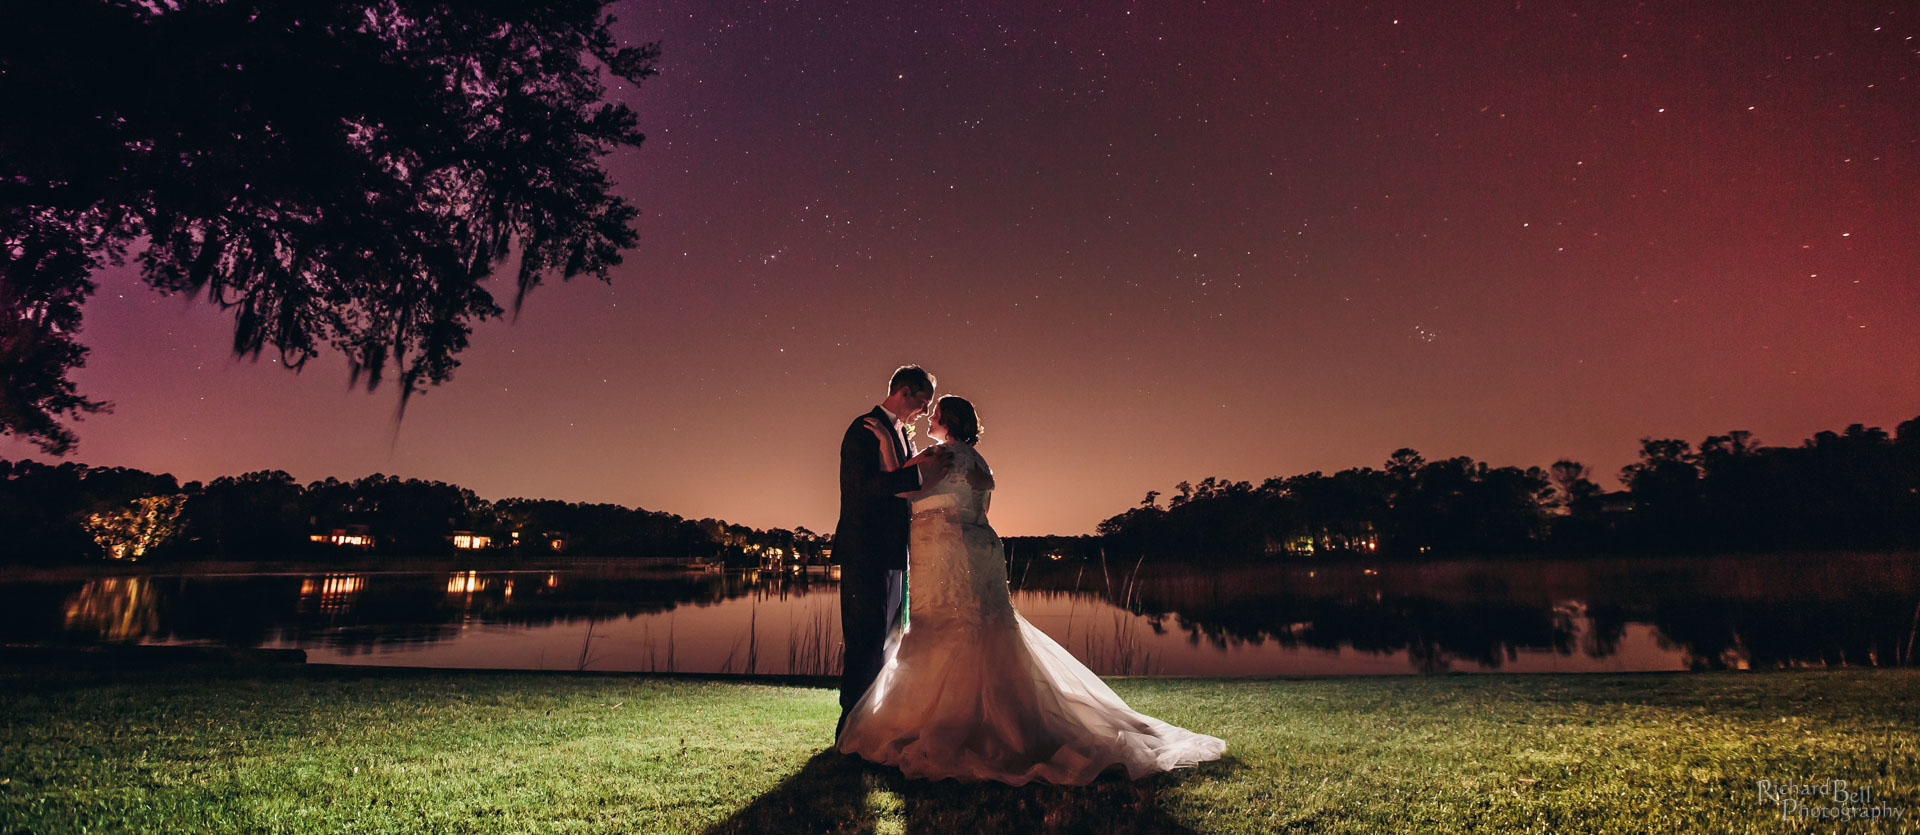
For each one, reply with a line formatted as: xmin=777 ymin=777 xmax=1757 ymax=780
xmin=835 ymin=440 xmax=1225 ymax=785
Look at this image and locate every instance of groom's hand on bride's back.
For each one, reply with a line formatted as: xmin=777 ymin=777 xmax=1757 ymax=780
xmin=913 ymin=448 xmax=951 ymax=483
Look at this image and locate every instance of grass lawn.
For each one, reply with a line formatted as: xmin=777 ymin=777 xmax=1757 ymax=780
xmin=2 ymin=664 xmax=1916 ymax=833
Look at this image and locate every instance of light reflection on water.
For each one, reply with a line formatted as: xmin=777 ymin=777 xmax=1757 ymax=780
xmin=15 ymin=552 xmax=1920 ymax=676
xmin=61 ymin=577 xmax=160 ymax=642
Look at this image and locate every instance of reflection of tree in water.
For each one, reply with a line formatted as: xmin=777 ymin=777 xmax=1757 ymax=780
xmin=1649 ymin=596 xmax=1920 ymax=670
xmin=1162 ymin=594 xmax=1575 ymax=672
xmin=15 ymin=555 xmax=1920 ymax=673
xmin=61 ymin=577 xmax=162 ymax=642
xmin=1023 ymin=555 xmax=1920 ymax=672
xmin=1028 ymin=563 xmax=1579 ymax=672
xmin=27 ymin=569 xmax=834 ymax=652
xmin=1580 ymin=603 xmax=1634 ymax=660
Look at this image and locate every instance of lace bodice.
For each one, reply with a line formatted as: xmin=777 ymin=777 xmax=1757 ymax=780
xmin=909 ymin=441 xmax=994 ymax=523
xmin=904 ymin=441 xmax=1008 ymax=628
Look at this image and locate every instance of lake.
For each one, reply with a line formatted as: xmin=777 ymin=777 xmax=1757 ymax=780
xmin=3 ymin=552 xmax=1915 ymax=676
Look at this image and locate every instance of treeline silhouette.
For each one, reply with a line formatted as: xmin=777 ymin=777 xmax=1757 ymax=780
xmin=8 ymin=414 xmax=1917 ymax=565
xmin=0 ymin=462 xmax=822 ymax=565
xmin=1092 ymin=416 xmax=1920 ymax=561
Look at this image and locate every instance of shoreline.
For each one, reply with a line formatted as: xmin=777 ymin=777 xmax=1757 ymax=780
xmin=0 ymin=555 xmax=707 ymax=583
xmin=7 ymin=548 xmax=1916 ymax=583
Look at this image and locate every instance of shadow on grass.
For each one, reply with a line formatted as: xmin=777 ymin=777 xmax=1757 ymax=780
xmin=704 ymin=751 xmax=1240 ymax=834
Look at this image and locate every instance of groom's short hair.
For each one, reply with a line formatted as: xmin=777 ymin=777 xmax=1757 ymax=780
xmin=889 ymin=365 xmax=935 ymax=397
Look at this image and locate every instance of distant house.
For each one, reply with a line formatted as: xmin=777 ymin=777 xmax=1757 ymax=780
xmin=758 ymin=546 xmax=789 ymax=572
xmin=309 ymin=524 xmax=374 ymax=549
xmin=1265 ymin=525 xmax=1380 ymax=556
xmin=503 ymin=533 xmax=560 ymax=552
xmin=449 ymin=531 xmax=493 ymax=550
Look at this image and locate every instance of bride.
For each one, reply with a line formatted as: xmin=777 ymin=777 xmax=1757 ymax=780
xmin=835 ymin=395 xmax=1225 ymax=785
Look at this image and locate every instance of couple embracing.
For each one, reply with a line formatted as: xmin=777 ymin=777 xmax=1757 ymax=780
xmin=831 ymin=365 xmax=1225 ymax=786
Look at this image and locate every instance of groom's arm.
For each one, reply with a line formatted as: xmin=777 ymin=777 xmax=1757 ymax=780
xmin=841 ymin=421 xmax=921 ymax=502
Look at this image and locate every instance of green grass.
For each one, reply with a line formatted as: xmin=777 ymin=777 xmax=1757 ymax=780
xmin=2 ymin=666 xmax=1917 ymax=833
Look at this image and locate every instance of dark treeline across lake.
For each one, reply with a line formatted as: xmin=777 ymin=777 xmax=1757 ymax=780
xmin=4 ymin=553 xmax=1915 ymax=676
xmin=1092 ymin=419 xmax=1920 ymax=560
xmin=0 ymin=462 xmax=823 ymax=566
xmin=7 ymin=414 xmax=1917 ymax=570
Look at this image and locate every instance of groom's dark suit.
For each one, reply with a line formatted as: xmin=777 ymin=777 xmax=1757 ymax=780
xmin=834 ymin=405 xmax=920 ymax=734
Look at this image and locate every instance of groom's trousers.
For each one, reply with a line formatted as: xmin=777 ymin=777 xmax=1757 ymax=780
xmin=838 ymin=565 xmax=905 ymax=735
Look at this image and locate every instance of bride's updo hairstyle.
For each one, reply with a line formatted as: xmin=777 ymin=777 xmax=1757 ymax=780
xmin=934 ymin=395 xmax=983 ymax=445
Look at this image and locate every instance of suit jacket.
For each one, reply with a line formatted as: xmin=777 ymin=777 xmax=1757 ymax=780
xmin=833 ymin=406 xmax=922 ymax=571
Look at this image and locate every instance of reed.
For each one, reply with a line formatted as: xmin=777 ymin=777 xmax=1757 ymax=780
xmin=786 ymin=606 xmax=843 ymax=676
xmin=642 ymin=616 xmax=677 ymax=674
xmin=719 ymin=606 xmax=759 ymax=675
xmin=573 ymin=617 xmax=604 ymax=672
xmin=1905 ymin=598 xmax=1918 ymax=666
xmin=1077 ymin=607 xmax=1159 ymax=677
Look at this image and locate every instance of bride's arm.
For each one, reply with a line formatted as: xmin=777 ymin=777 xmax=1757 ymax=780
xmin=843 ymin=419 xmax=921 ymax=501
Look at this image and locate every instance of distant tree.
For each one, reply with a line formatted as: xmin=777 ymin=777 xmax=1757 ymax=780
xmin=1469 ymin=463 xmax=1555 ymax=550
xmin=1620 ymin=438 xmax=1702 ymax=549
xmin=1 ymin=0 xmax=659 ymax=453
xmin=1385 ymin=448 xmax=1425 ymax=484
xmin=1697 ymin=430 xmax=1760 ymax=462
xmin=1898 ymin=417 xmax=1920 ymax=545
xmin=1547 ymin=460 xmax=1603 ymax=515
xmin=1543 ymin=459 xmax=1610 ymax=552
xmin=1794 ymin=424 xmax=1902 ymax=547
xmin=791 ymin=526 xmax=824 ymax=560
xmin=0 ymin=460 xmax=90 ymax=561
xmin=1690 ymin=431 xmax=1773 ymax=548
xmin=1095 ymin=502 xmax=1167 ymax=557
xmin=1169 ymin=481 xmax=1193 ymax=508
xmin=0 ymin=458 xmax=182 ymax=561
xmin=342 ymin=474 xmax=487 ymax=555
xmin=83 ymin=494 xmax=187 ymax=560
xmin=185 ymin=470 xmax=305 ymax=557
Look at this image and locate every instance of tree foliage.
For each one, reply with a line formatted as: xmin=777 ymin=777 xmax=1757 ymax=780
xmin=0 ymin=458 xmax=808 ymax=564
xmin=1096 ymin=416 xmax=1920 ymax=560
xmin=1 ymin=0 xmax=658 ymax=453
xmin=83 ymin=493 xmax=187 ymax=560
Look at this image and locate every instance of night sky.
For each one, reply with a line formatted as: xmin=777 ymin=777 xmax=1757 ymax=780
xmin=8 ymin=0 xmax=1916 ymax=536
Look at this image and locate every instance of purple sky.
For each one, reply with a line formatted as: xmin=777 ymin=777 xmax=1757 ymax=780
xmin=9 ymin=0 xmax=1916 ymax=535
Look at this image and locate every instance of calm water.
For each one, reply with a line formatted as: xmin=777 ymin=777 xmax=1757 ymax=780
xmin=4 ymin=553 xmax=1916 ymax=676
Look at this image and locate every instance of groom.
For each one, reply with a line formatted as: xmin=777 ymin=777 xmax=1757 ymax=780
xmin=833 ymin=364 xmax=935 ymax=739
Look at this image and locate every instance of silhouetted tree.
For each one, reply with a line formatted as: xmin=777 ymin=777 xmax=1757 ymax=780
xmin=1795 ymin=424 xmax=1903 ymax=546
xmin=1 ymin=0 xmax=659 ymax=453
xmin=1545 ymin=459 xmax=1608 ymax=550
xmin=0 ymin=460 xmax=112 ymax=561
xmin=0 ymin=457 xmax=804 ymax=563
xmin=1093 ymin=416 xmax=1920 ymax=560
xmin=1169 ymin=480 xmax=1194 ymax=508
xmin=1548 ymin=459 xmax=1603 ymax=514
xmin=1898 ymin=417 xmax=1920 ymax=545
xmin=1620 ymin=438 xmax=1702 ymax=550
xmin=185 ymin=470 xmax=305 ymax=557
